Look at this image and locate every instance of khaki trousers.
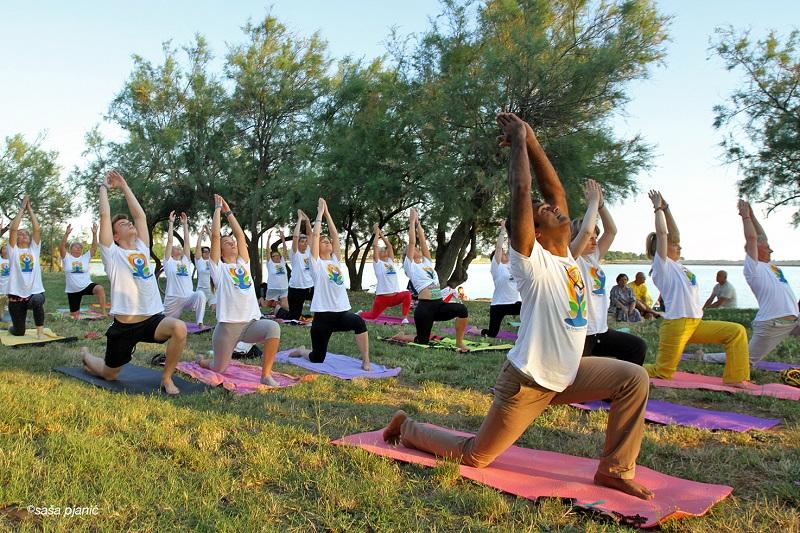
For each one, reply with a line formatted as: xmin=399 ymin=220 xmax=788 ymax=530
xmin=399 ymin=357 xmax=649 ymax=479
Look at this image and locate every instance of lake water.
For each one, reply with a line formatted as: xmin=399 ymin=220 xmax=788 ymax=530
xmin=90 ymin=261 xmax=800 ymax=309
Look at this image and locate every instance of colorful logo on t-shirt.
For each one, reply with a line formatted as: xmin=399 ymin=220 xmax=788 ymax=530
xmin=228 ymin=265 xmax=252 ymax=290
xmin=682 ymin=267 xmax=697 ymax=286
xmin=0 ymin=262 xmax=8 ymax=277
xmin=770 ymin=264 xmax=788 ymax=283
xmin=303 ymin=257 xmax=310 ymax=271
xmin=126 ymin=253 xmax=153 ymax=279
xmin=70 ymin=261 xmax=84 ymax=274
xmin=423 ymin=266 xmax=436 ymax=280
xmin=327 ymin=263 xmax=344 ymax=286
xmin=176 ymin=263 xmax=189 ymax=277
xmin=19 ymin=253 xmax=34 ymax=273
xmin=274 ymin=264 xmax=286 ymax=275
xmin=385 ymin=262 xmax=396 ymax=275
xmin=564 ymin=265 xmax=587 ymax=328
xmin=589 ymin=266 xmax=606 ymax=295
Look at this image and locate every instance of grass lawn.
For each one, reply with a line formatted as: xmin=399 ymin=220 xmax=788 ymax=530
xmin=1 ymin=272 xmax=798 ymax=531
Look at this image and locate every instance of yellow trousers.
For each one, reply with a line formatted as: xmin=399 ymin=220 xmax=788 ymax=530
xmin=645 ymin=318 xmax=750 ymax=383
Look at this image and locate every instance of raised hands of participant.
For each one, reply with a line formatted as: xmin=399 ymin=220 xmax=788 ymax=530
xmin=737 ymin=199 xmax=751 ymax=218
xmin=168 ymin=210 xmax=176 ymax=223
xmin=648 ymin=190 xmax=663 ymax=210
xmin=180 ymin=212 xmax=188 ymax=225
xmin=92 ymin=222 xmax=98 ymax=236
xmin=584 ymin=179 xmax=602 ymax=207
xmin=373 ymin=222 xmax=381 ymax=236
xmin=496 ymin=112 xmax=527 ymax=146
xmin=106 ymin=170 xmax=127 ymax=190
xmin=64 ymin=224 xmax=73 ymax=238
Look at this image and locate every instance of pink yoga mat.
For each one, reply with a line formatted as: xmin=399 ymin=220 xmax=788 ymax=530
xmin=333 ymin=427 xmax=732 ymax=528
xmin=361 ymin=314 xmax=413 ymax=325
xmin=185 ymin=322 xmax=212 ymax=334
xmin=651 ymin=372 xmax=800 ymax=401
xmin=440 ymin=326 xmax=518 ymax=341
xmin=176 ymin=361 xmax=314 ymax=395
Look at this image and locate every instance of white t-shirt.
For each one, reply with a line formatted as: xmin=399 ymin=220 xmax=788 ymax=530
xmin=651 ymin=252 xmax=702 ymax=320
xmin=577 ymin=250 xmax=609 ymax=335
xmin=744 ymin=255 xmax=798 ymax=322
xmin=163 ymin=256 xmax=196 ymax=298
xmin=209 ymin=258 xmax=261 ymax=323
xmin=490 ymin=257 xmax=521 ymax=305
xmin=100 ymin=239 xmax=164 ymax=316
xmin=507 ymin=242 xmax=588 ymax=392
xmin=289 ymin=248 xmax=314 ymax=289
xmin=374 ymin=259 xmax=401 ymax=295
xmin=63 ymin=252 xmax=93 ymax=293
xmin=310 ymin=255 xmax=351 ymax=312
xmin=266 ymin=258 xmax=289 ymax=290
xmin=195 ymin=258 xmax=212 ymax=289
xmin=8 ymin=242 xmax=45 ymax=297
xmin=0 ymin=258 xmax=12 ymax=295
xmin=403 ymin=256 xmax=440 ymax=297
xmin=710 ymin=282 xmax=737 ymax=308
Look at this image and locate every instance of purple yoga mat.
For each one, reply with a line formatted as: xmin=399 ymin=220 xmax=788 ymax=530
xmin=681 ymin=353 xmax=798 ymax=372
xmin=440 ymin=326 xmax=518 ymax=341
xmin=573 ymin=399 xmax=780 ymax=432
xmin=185 ymin=322 xmax=212 ymax=334
xmin=361 ymin=314 xmax=413 ymax=326
xmin=275 ymin=349 xmax=401 ymax=380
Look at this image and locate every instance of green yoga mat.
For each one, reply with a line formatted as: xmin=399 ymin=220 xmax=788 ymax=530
xmin=379 ymin=336 xmax=513 ymax=352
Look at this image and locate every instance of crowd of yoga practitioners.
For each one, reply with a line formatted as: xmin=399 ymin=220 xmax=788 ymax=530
xmin=2 ymin=112 xmax=798 ymax=501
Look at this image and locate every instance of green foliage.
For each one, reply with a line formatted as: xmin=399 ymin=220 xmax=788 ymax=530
xmin=713 ymin=27 xmax=800 ymax=225
xmin=604 ymin=249 xmax=648 ymax=261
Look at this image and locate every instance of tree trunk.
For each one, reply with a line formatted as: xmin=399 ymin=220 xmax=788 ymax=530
xmin=433 ymin=216 xmax=474 ymax=288
xmin=447 ymin=224 xmax=478 ymax=287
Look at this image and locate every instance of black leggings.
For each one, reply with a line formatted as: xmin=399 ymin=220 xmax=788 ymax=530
xmin=309 ymin=311 xmax=367 ymax=362
xmin=8 ymin=293 xmax=46 ymax=336
xmin=481 ymin=301 xmax=522 ymax=337
xmin=67 ymin=283 xmax=98 ymax=312
xmin=287 ymin=286 xmax=314 ymax=320
xmin=582 ymin=328 xmax=647 ymax=366
xmin=413 ymin=298 xmax=469 ymax=344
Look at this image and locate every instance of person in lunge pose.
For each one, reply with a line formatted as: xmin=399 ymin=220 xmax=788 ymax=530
xmin=481 ymin=220 xmax=521 ymax=337
xmin=383 ymin=112 xmax=654 ymax=500
xmin=163 ymin=211 xmax=207 ymax=327
xmin=60 ymin=223 xmax=107 ymax=319
xmin=80 ymin=170 xmax=187 ymax=395
xmin=289 ymin=198 xmax=372 ymax=371
xmin=358 ymin=223 xmax=411 ymax=324
xmin=196 ymin=195 xmax=282 ymax=386
xmin=570 ymin=180 xmax=646 ymax=365
xmin=7 ymin=195 xmax=46 ymax=338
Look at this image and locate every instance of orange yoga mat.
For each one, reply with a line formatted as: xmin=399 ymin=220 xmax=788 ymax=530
xmin=333 ymin=427 xmax=732 ymax=528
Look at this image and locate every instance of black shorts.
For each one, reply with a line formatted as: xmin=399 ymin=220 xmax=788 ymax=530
xmin=105 ymin=314 xmax=167 ymax=368
xmin=67 ymin=283 xmax=98 ymax=312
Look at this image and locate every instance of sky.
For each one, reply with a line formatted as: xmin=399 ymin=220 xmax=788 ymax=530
xmin=1 ymin=0 xmax=798 ymax=260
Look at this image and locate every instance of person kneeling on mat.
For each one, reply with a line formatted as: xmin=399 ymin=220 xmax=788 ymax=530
xmin=163 ymin=211 xmax=207 ymax=328
xmin=358 ymin=223 xmax=412 ymax=324
xmin=384 ymin=113 xmax=653 ymax=500
xmin=289 ymin=198 xmax=372 ymax=371
xmin=7 ymin=195 xmax=46 ymax=339
xmin=196 ymin=195 xmax=282 ymax=386
xmin=393 ymin=207 xmax=470 ymax=351
xmin=482 ymin=220 xmax=521 ymax=338
xmin=81 ymin=170 xmax=188 ymax=395
xmin=60 ymin=222 xmax=107 ymax=319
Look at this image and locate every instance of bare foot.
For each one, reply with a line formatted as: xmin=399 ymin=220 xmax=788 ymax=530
xmin=71 ymin=312 xmax=80 ymax=320
xmin=456 ymin=342 xmax=470 ymax=353
xmin=288 ymin=346 xmax=310 ymax=359
xmin=383 ymin=410 xmax=407 ymax=444
xmin=260 ymin=374 xmax=279 ymax=387
xmin=197 ymin=358 xmax=211 ymax=369
xmin=391 ymin=333 xmax=415 ymax=343
xmin=726 ymin=380 xmax=754 ymax=389
xmin=593 ymin=472 xmax=654 ymax=500
xmin=362 ymin=361 xmax=372 ymax=372
xmin=160 ymin=377 xmax=180 ymax=396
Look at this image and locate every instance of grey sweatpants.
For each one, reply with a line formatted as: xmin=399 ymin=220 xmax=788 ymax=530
xmin=211 ymin=319 xmax=280 ymax=371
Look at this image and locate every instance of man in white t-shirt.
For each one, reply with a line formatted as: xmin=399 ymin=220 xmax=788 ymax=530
xmin=80 ymin=170 xmax=188 ymax=395
xmin=703 ymin=270 xmax=737 ymax=309
xmin=383 ymin=113 xmax=653 ymax=500
xmin=162 ymin=211 xmax=207 ymax=327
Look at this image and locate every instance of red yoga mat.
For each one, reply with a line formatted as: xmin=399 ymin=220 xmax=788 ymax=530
xmin=650 ymin=372 xmax=800 ymax=401
xmin=333 ymin=427 xmax=732 ymax=528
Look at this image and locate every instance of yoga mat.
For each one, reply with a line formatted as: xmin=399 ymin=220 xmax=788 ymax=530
xmin=572 ymin=399 xmax=780 ymax=432
xmin=440 ymin=326 xmax=518 ymax=341
xmin=361 ymin=314 xmax=413 ymax=326
xmin=274 ymin=349 xmax=401 ymax=380
xmin=681 ymin=353 xmax=798 ymax=373
xmin=90 ymin=302 xmax=112 ymax=309
xmin=509 ymin=321 xmax=521 ymax=328
xmin=185 ymin=322 xmax=212 ymax=334
xmin=176 ymin=361 xmax=314 ymax=395
xmin=56 ymin=307 xmax=88 ymax=313
xmin=651 ymin=372 xmax=800 ymax=401
xmin=1 ymin=329 xmax=76 ymax=347
xmin=54 ymin=365 xmax=208 ymax=395
xmin=55 ymin=309 xmax=105 ymax=320
xmin=333 ymin=427 xmax=732 ymax=528
xmin=379 ymin=335 xmax=514 ymax=352
xmin=275 ymin=319 xmax=313 ymax=327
